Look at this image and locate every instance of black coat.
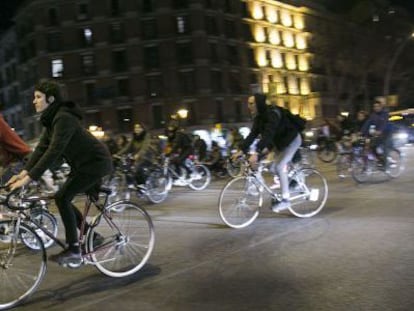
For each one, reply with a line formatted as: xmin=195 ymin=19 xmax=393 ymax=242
xmin=240 ymin=94 xmax=298 ymax=154
xmin=25 ymin=101 xmax=113 ymax=180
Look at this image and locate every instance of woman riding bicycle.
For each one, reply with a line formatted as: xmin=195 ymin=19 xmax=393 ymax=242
xmin=233 ymin=93 xmax=301 ymax=212
xmin=7 ymin=79 xmax=113 ymax=267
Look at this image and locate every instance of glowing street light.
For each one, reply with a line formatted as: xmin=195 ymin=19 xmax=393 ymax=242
xmin=177 ymin=108 xmax=188 ymax=119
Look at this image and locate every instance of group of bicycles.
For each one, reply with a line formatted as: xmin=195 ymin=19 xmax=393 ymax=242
xmin=0 ymin=146 xmax=330 ymax=309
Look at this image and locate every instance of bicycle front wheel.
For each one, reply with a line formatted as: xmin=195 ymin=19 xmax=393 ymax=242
xmin=0 ymin=221 xmax=47 ymax=310
xmin=386 ymin=148 xmax=403 ymax=178
xmin=218 ymin=176 xmax=262 ymax=228
xmin=22 ymin=209 xmax=58 ymax=250
xmin=87 ymin=201 xmax=155 ymax=278
xmin=288 ymin=168 xmax=328 ymax=218
xmin=145 ymin=168 xmax=169 ymax=204
xmin=189 ymin=164 xmax=211 ymax=190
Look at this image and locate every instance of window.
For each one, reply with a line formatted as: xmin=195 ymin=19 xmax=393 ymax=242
xmin=78 ymin=3 xmax=90 ymax=20
xmin=176 ymin=16 xmax=190 ymax=34
xmin=82 ymin=54 xmax=95 ymax=75
xmin=211 ymin=70 xmax=223 ymax=92
xmin=178 ymin=71 xmax=195 ymax=95
xmin=117 ymin=78 xmax=129 ymax=97
xmin=152 ymin=105 xmax=164 ymax=128
xmin=173 ymin=0 xmax=189 ymax=9
xmin=47 ymin=32 xmax=62 ymax=52
xmin=142 ymin=19 xmax=158 ymax=39
xmin=216 ymin=100 xmax=223 ymax=122
xmin=142 ymin=0 xmax=154 ymax=13
xmin=229 ymin=71 xmax=241 ymax=93
xmin=112 ymin=50 xmax=127 ymax=72
xmin=205 ymin=16 xmax=219 ymax=36
xmin=224 ymin=0 xmax=233 ymax=13
xmin=110 ymin=23 xmax=125 ymax=43
xmin=176 ymin=42 xmax=193 ymax=65
xmin=227 ymin=45 xmax=239 ymax=65
xmin=209 ymin=42 xmax=219 ymax=63
xmin=144 ymin=46 xmax=159 ymax=69
xmin=48 ymin=8 xmax=59 ymax=26
xmin=51 ymin=59 xmax=64 ymax=78
xmin=225 ymin=20 xmax=236 ymax=38
xmin=117 ymin=108 xmax=133 ymax=132
xmin=81 ymin=27 xmax=93 ymax=46
xmin=146 ymin=75 xmax=163 ymax=97
xmin=85 ymin=82 xmax=96 ymax=105
xmin=110 ymin=0 xmax=121 ymax=16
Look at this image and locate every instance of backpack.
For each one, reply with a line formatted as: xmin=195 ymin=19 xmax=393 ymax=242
xmin=273 ymin=106 xmax=307 ymax=132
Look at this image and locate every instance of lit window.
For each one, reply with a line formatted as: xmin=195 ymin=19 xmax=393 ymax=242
xmin=294 ymin=14 xmax=304 ymax=29
xmin=254 ymin=25 xmax=266 ymax=42
xmin=283 ymin=31 xmax=294 ymax=48
xmin=251 ymin=2 xmax=264 ymax=19
xmin=285 ymin=53 xmax=296 ymax=70
xmin=280 ymin=10 xmax=292 ymax=27
xmin=51 ymin=59 xmax=63 ymax=77
xmin=177 ymin=16 xmax=186 ymax=33
xmin=298 ymin=55 xmax=308 ymax=71
xmin=256 ymin=47 xmax=267 ymax=67
xmin=84 ymin=28 xmax=93 ymax=44
xmin=270 ymin=50 xmax=283 ymax=68
xmin=265 ymin=6 xmax=278 ymax=23
xmin=268 ymin=28 xmax=280 ymax=45
xmin=296 ymin=34 xmax=307 ymax=49
xmin=300 ymin=77 xmax=310 ymax=95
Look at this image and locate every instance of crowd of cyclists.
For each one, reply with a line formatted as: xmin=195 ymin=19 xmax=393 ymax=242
xmin=0 ymin=78 xmax=404 ymax=268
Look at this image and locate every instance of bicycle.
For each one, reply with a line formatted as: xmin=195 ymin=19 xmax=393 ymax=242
xmin=105 ymin=154 xmax=170 ymax=206
xmin=163 ymin=155 xmax=211 ymax=191
xmin=0 ymin=186 xmax=58 ymax=250
xmin=0 ymin=184 xmax=155 ymax=310
xmin=218 ymin=156 xmax=328 ymax=228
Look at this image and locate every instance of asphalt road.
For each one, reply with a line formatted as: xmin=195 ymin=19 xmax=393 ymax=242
xmin=13 ymin=146 xmax=414 ymax=311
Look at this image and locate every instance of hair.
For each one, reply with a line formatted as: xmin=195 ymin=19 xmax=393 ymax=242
xmin=34 ymin=79 xmax=64 ymax=102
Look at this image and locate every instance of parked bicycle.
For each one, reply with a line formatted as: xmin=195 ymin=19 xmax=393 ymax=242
xmin=218 ymin=156 xmax=328 ymax=228
xmin=0 ymin=185 xmax=155 ymax=310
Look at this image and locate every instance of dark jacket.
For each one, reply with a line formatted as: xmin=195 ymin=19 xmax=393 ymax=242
xmin=361 ymin=109 xmax=389 ymax=136
xmin=117 ymin=131 xmax=158 ymax=165
xmin=240 ymin=94 xmax=298 ymax=154
xmin=25 ymin=101 xmax=113 ymax=180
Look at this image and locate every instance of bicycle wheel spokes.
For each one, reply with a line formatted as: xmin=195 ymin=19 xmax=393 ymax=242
xmin=0 ymin=221 xmax=47 ymax=310
xmin=23 ymin=210 xmax=58 ymax=250
xmin=289 ymin=168 xmax=328 ymax=218
xmin=218 ymin=176 xmax=262 ymax=228
xmin=386 ymin=149 xmax=403 ymax=178
xmin=145 ymin=169 xmax=169 ymax=204
xmin=88 ymin=202 xmax=155 ymax=278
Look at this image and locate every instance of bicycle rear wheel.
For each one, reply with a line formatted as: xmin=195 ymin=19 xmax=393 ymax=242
xmin=218 ymin=176 xmax=262 ymax=228
xmin=87 ymin=201 xmax=155 ymax=278
xmin=288 ymin=168 xmax=328 ymax=218
xmin=386 ymin=148 xmax=403 ymax=178
xmin=145 ymin=168 xmax=169 ymax=204
xmin=0 ymin=220 xmax=47 ymax=310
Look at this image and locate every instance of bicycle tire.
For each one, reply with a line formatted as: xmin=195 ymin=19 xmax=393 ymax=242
xmin=288 ymin=168 xmax=328 ymax=218
xmin=317 ymin=142 xmax=337 ymax=163
xmin=87 ymin=201 xmax=155 ymax=278
xmin=0 ymin=220 xmax=47 ymax=310
xmin=385 ymin=148 xmax=403 ymax=178
xmin=351 ymin=156 xmax=371 ymax=183
xmin=218 ymin=176 xmax=262 ymax=228
xmin=336 ymin=153 xmax=352 ymax=179
xmin=225 ymin=158 xmax=243 ymax=178
xmin=189 ymin=164 xmax=211 ymax=190
xmin=21 ymin=209 xmax=58 ymax=250
xmin=145 ymin=169 xmax=169 ymax=204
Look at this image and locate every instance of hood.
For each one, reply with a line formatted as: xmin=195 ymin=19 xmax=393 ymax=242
xmin=254 ymin=93 xmax=267 ymax=115
xmin=41 ymin=100 xmax=83 ymax=127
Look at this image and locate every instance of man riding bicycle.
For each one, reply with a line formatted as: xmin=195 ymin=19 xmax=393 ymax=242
xmin=233 ymin=93 xmax=302 ymax=212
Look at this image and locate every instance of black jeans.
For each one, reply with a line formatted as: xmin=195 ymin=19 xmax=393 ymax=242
xmin=54 ymin=172 xmax=104 ymax=246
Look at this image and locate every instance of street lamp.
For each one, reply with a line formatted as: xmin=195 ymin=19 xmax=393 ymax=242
xmin=383 ymin=32 xmax=414 ymax=104
xmin=177 ymin=108 xmax=188 ymax=119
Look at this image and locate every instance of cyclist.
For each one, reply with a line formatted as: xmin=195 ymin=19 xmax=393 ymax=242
xmin=233 ymin=93 xmax=301 ymax=212
xmin=7 ymin=79 xmax=113 ymax=266
xmin=115 ymin=122 xmax=159 ymax=188
xmin=361 ymin=98 xmax=390 ymax=165
xmin=165 ymin=123 xmax=194 ymax=185
xmin=0 ymin=112 xmax=31 ymax=185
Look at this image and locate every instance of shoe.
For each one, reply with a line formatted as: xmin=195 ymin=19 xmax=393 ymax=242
xmin=271 ymin=199 xmax=291 ymax=213
xmin=49 ymin=248 xmax=82 ymax=267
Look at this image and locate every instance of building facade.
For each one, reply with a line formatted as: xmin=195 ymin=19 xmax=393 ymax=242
xmin=1 ymin=0 xmax=336 ymax=139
